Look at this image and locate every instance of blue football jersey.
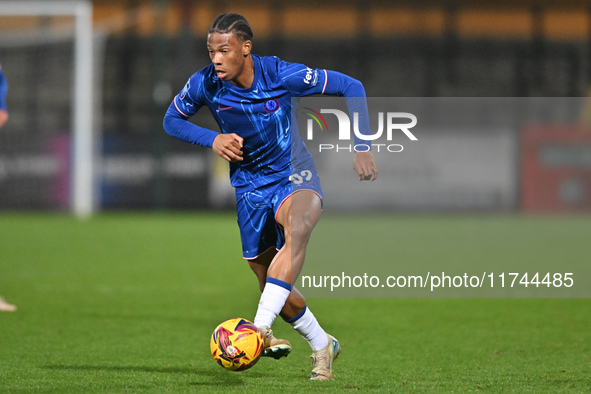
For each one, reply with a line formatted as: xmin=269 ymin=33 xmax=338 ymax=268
xmin=164 ymin=54 xmax=367 ymax=190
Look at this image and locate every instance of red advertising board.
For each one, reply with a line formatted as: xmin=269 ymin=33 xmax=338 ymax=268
xmin=521 ymin=126 xmax=591 ymax=212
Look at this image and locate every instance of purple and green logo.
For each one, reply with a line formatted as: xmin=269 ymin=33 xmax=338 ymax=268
xmin=303 ymin=107 xmax=329 ymax=136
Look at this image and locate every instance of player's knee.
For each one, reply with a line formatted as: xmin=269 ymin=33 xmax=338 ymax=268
xmin=287 ymin=217 xmax=314 ymax=247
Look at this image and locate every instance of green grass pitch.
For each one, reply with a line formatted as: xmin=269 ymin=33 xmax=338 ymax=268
xmin=0 ymin=212 xmax=590 ymax=392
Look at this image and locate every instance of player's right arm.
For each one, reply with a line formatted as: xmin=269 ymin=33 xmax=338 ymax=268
xmin=212 ymin=133 xmax=243 ymax=163
xmin=163 ymin=73 xmax=243 ymax=162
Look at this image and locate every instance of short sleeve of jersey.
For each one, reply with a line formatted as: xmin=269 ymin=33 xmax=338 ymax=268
xmin=278 ymin=60 xmax=328 ymax=97
xmin=172 ymin=71 xmax=205 ymax=118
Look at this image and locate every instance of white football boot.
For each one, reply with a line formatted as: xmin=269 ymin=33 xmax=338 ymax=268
xmin=0 ymin=296 xmax=17 ymax=312
xmin=310 ymin=334 xmax=341 ymax=381
xmin=258 ymin=326 xmax=292 ymax=359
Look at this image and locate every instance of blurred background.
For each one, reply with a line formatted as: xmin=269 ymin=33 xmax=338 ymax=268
xmin=1 ymin=0 xmax=591 ymax=214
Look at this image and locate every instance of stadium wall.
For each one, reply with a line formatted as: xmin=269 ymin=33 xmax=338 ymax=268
xmin=2 ymin=0 xmax=591 ymax=211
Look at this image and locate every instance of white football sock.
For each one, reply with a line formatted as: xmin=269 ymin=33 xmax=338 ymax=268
xmin=253 ymin=278 xmax=291 ymax=328
xmin=288 ymin=305 xmax=329 ymax=351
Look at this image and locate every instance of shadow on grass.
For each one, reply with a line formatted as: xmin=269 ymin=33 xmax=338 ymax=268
xmin=44 ymin=364 xmax=197 ymax=374
xmin=73 ymin=311 xmax=205 ymax=324
xmin=42 ymin=364 xmax=263 ymax=386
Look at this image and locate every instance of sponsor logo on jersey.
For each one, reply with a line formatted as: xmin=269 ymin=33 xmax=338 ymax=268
xmin=303 ymin=67 xmax=319 ymax=86
xmin=263 ymin=99 xmax=280 ymax=113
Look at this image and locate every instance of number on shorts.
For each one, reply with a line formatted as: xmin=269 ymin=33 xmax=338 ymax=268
xmin=291 ymin=170 xmax=313 ymax=185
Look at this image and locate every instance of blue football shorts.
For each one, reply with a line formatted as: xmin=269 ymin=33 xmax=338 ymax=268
xmin=236 ymin=169 xmax=323 ymax=260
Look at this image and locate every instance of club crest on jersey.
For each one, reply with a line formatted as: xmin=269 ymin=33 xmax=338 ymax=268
xmin=263 ymin=99 xmax=280 ymax=113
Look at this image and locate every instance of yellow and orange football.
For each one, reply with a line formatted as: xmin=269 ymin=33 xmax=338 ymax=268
xmin=210 ymin=318 xmax=264 ymax=371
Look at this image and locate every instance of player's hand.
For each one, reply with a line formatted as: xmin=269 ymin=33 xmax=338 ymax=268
xmin=213 ymin=133 xmax=244 ymax=162
xmin=353 ymin=151 xmax=378 ymax=181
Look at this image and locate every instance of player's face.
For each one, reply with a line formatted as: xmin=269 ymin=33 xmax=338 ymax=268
xmin=207 ymin=33 xmax=252 ymax=88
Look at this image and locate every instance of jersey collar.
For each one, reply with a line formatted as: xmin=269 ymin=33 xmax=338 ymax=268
xmin=224 ymin=54 xmax=261 ymax=93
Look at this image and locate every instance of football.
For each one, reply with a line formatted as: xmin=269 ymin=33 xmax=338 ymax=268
xmin=210 ymin=318 xmax=264 ymax=371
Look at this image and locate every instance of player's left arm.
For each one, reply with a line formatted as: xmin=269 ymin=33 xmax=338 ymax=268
xmin=352 ymin=150 xmax=377 ymax=181
xmin=0 ymin=110 xmax=7 ymax=129
xmin=0 ymin=67 xmax=9 ymax=129
xmin=323 ymin=71 xmax=377 ymax=181
xmin=288 ymin=67 xmax=378 ymax=181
